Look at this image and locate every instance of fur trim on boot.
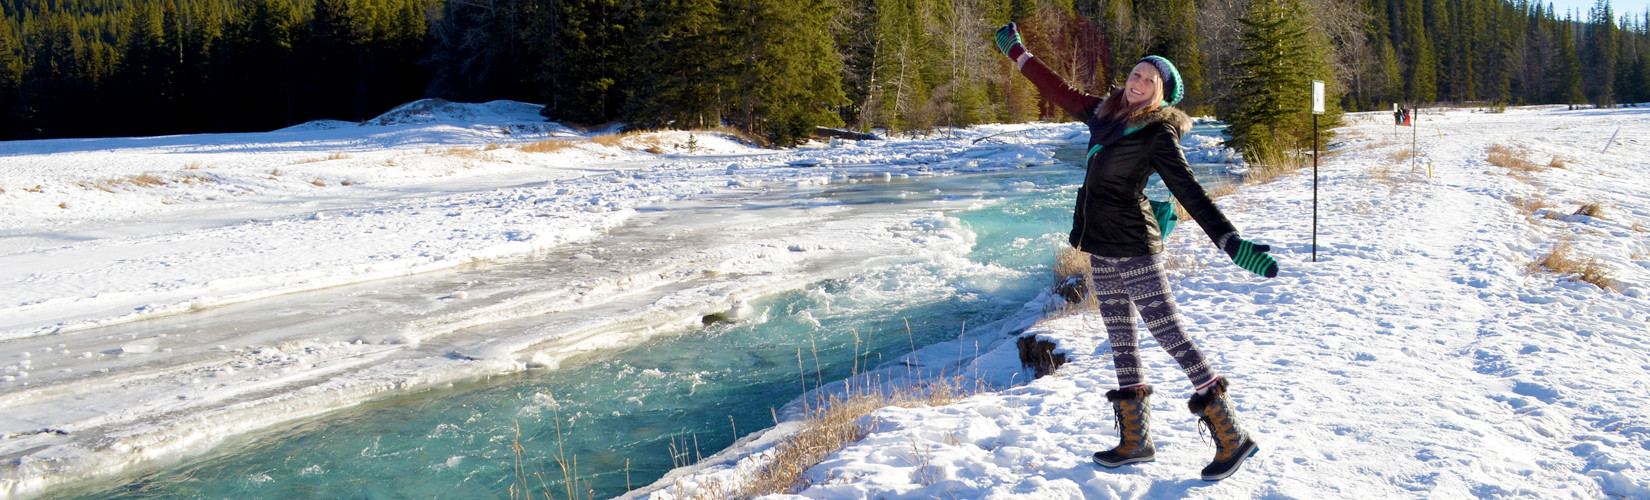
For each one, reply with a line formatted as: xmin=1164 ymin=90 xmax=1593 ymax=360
xmin=1188 ymin=378 xmax=1259 ymax=480
xmin=1093 ymin=385 xmax=1156 ymax=467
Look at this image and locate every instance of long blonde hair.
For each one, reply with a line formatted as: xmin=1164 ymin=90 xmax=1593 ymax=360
xmin=1094 ymin=64 xmax=1164 ymax=123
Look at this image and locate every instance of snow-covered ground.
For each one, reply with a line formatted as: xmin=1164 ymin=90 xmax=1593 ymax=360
xmin=642 ymin=106 xmax=1650 ymax=499
xmin=0 ymin=99 xmax=1075 ymax=498
xmin=3 ymin=101 xmax=1649 ymax=499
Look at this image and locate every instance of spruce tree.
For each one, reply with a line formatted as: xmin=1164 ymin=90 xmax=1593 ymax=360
xmin=0 ymin=17 xmax=23 ymax=139
xmin=1556 ymin=13 xmax=1586 ymax=105
xmin=1401 ymin=0 xmax=1437 ymax=102
xmin=1222 ymin=0 xmax=1339 ymax=160
xmin=726 ymin=0 xmax=845 ymax=145
xmin=621 ymin=0 xmax=729 ymax=129
xmin=1584 ymin=0 xmax=1617 ymax=106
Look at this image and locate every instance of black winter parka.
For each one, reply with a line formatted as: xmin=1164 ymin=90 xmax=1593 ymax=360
xmin=1013 ymin=55 xmax=1237 ymax=257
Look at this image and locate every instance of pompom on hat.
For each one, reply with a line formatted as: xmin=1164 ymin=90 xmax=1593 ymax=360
xmin=1139 ymin=55 xmax=1183 ymax=106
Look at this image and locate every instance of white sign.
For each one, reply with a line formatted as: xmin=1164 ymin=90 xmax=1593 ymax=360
xmin=1312 ymin=80 xmax=1325 ymax=115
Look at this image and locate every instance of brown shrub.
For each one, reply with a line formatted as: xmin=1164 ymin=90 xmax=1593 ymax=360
xmin=1511 ymin=194 xmax=1549 ymax=218
xmin=1531 ymin=238 xmax=1620 ymax=291
xmin=519 ymin=139 xmax=576 ymax=153
xmin=1487 ymin=144 xmax=1539 ymax=172
xmin=1573 ymin=202 xmax=1607 ymax=219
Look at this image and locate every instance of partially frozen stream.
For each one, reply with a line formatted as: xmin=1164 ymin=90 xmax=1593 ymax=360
xmin=33 ymin=124 xmax=1239 ymax=499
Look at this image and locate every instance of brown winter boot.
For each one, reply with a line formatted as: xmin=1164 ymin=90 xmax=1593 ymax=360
xmin=1092 ymin=385 xmax=1156 ymax=467
xmin=1187 ymin=377 xmax=1259 ymax=480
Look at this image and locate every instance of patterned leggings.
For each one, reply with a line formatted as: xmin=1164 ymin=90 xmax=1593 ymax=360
xmin=1090 ymin=253 xmax=1217 ymax=390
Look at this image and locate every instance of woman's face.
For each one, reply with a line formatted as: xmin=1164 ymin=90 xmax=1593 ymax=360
xmin=1124 ymin=62 xmax=1163 ymax=107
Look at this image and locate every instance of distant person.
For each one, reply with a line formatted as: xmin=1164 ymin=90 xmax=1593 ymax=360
xmin=994 ymin=22 xmax=1278 ymax=481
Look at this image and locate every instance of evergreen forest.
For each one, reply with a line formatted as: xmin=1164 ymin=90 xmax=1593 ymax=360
xmin=1 ymin=0 xmax=1648 ymax=149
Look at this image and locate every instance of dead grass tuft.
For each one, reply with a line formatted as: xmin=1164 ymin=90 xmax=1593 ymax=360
xmin=311 ymin=178 xmax=326 ymax=187
xmin=78 ymin=173 xmax=174 ymax=192
xmin=1511 ymin=193 xmax=1549 ymax=219
xmin=519 ymin=139 xmax=577 ymax=153
xmin=1206 ymin=182 xmax=1239 ymax=199
xmin=1573 ymin=202 xmax=1607 ymax=220
xmin=184 ymin=161 xmax=206 ymax=170
xmin=1547 ymin=156 xmax=1569 ymax=169
xmin=1053 ymin=246 xmax=1090 ymax=284
xmin=1388 ymin=148 xmax=1416 ymax=162
xmin=1530 ymin=237 xmax=1620 ymax=291
xmin=1633 ymin=221 xmax=1646 ymax=233
xmin=1487 ymin=143 xmax=1540 ymax=172
xmin=725 ymin=379 xmax=967 ymax=497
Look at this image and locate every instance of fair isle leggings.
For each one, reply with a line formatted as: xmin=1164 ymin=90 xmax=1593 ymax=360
xmin=1090 ymin=253 xmax=1218 ymax=391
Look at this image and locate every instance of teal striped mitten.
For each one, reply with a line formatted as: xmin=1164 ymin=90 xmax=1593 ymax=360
xmin=1220 ymin=233 xmax=1279 ymax=278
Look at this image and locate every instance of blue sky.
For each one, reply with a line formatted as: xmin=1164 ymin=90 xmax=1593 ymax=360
xmin=1542 ymin=0 xmax=1650 ymax=20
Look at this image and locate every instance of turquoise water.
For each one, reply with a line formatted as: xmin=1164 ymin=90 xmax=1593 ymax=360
xmin=73 ymin=137 xmax=1238 ymax=499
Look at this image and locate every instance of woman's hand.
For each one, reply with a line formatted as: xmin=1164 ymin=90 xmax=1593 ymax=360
xmin=1220 ymin=233 xmax=1279 ymax=278
xmin=995 ymin=23 xmax=1027 ymax=61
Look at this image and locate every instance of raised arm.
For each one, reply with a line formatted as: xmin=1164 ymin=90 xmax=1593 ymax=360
xmin=995 ymin=23 xmax=1101 ymax=118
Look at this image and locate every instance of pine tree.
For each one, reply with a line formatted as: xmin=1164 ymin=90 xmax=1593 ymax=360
xmin=621 ymin=0 xmax=730 ymax=129
xmin=1400 ymin=0 xmax=1436 ymax=102
xmin=736 ymin=0 xmax=846 ymax=145
xmin=1556 ymin=12 xmax=1585 ymax=105
xmin=0 ymin=16 xmax=24 ymax=139
xmin=1222 ymin=0 xmax=1339 ymax=160
xmin=539 ymin=0 xmax=636 ymax=123
xmin=1584 ymin=0 xmax=1617 ymax=106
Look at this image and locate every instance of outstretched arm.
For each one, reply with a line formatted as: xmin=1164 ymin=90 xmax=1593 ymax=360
xmin=995 ymin=23 xmax=1101 ymax=118
xmin=1149 ymin=125 xmax=1278 ymax=278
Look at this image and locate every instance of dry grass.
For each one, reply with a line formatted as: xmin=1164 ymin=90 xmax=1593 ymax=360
xmin=519 ymin=139 xmax=577 ymax=153
xmin=725 ymin=379 xmax=966 ymax=497
xmin=1510 ymin=193 xmax=1549 ymax=219
xmin=1547 ymin=156 xmax=1569 ymax=169
xmin=269 ymin=168 xmax=282 ymax=179
xmin=1633 ymin=221 xmax=1646 ymax=232
xmin=1243 ymin=149 xmax=1311 ymax=185
xmin=1487 ymin=144 xmax=1540 ymax=172
xmin=484 ymin=143 xmax=505 ymax=151
xmin=59 ymin=202 xmax=68 ymax=209
xmin=1053 ymin=246 xmax=1090 ymax=285
xmin=184 ymin=161 xmax=206 ymax=170
xmin=1573 ymin=202 xmax=1607 ymax=220
xmin=1388 ymin=148 xmax=1416 ymax=162
xmin=1206 ymin=182 xmax=1239 ymax=199
xmin=77 ymin=173 xmax=205 ymax=192
xmin=442 ymin=147 xmax=489 ymax=160
xmin=311 ymin=178 xmax=326 ymax=187
xmin=1530 ymin=237 xmax=1620 ymax=291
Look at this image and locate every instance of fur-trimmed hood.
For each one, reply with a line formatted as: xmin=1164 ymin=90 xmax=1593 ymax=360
xmin=1123 ymin=105 xmax=1193 ymax=137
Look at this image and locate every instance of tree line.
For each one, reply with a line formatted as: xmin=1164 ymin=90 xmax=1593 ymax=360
xmin=1 ymin=0 xmax=1647 ymax=151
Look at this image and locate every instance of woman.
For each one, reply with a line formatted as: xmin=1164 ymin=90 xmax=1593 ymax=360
xmin=995 ymin=22 xmax=1277 ymax=481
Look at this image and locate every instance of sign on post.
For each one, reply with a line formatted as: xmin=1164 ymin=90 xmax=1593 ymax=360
xmin=1310 ymin=81 xmax=1323 ymax=262
xmin=1312 ymin=81 xmax=1325 ymax=115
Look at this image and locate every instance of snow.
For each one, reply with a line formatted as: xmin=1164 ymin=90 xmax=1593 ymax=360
xmin=3 ymin=100 xmax=1649 ymax=499
xmin=0 ymin=99 xmax=1070 ymax=498
xmin=639 ymin=106 xmax=1650 ymax=499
